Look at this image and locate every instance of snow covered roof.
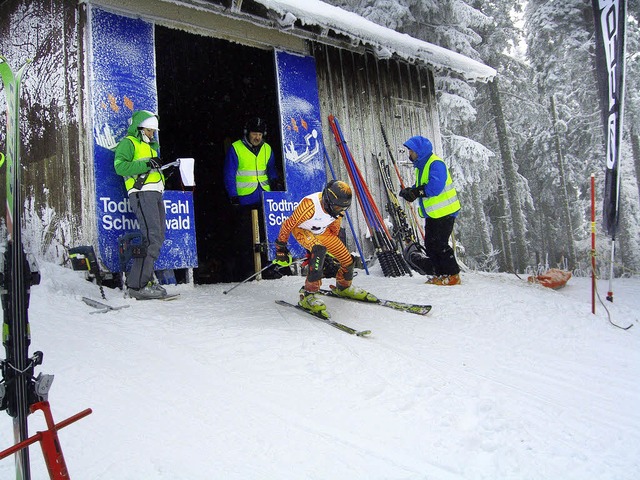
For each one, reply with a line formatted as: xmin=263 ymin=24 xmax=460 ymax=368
xmin=254 ymin=0 xmax=496 ymax=82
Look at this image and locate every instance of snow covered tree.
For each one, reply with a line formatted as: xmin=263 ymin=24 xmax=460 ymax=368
xmin=328 ymin=0 xmax=510 ymax=270
xmin=327 ymin=0 xmax=640 ymax=274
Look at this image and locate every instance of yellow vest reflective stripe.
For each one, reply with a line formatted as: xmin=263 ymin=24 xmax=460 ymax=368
xmin=232 ymin=140 xmax=271 ymax=196
xmin=416 ymin=154 xmax=461 ymax=218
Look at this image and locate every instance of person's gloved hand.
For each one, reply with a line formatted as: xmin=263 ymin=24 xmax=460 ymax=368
xmin=230 ymin=196 xmax=240 ymax=206
xmin=273 ymin=240 xmax=292 ymax=267
xmin=147 ymin=157 xmax=162 ymax=169
xmin=399 ymin=186 xmax=422 ymax=202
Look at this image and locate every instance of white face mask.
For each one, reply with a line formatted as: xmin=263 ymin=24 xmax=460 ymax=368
xmin=141 ymin=129 xmax=155 ymax=143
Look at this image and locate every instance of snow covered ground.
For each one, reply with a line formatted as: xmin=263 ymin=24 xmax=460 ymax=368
xmin=1 ymin=262 xmax=639 ymax=479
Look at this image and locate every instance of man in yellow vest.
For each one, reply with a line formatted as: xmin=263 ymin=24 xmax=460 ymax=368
xmin=114 ymin=110 xmax=170 ymax=299
xmin=399 ymin=136 xmax=461 ymax=285
xmin=223 ymin=117 xmax=278 ymax=207
xmin=223 ymin=117 xmax=281 ymax=280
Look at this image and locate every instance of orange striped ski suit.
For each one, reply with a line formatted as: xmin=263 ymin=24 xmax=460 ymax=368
xmin=277 ymin=192 xmax=353 ymax=291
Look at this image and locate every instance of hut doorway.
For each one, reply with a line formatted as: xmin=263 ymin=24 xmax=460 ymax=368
xmin=155 ymin=26 xmax=283 ymax=284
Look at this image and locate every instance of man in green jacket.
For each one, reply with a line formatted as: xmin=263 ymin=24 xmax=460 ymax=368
xmin=114 ymin=110 xmax=169 ymax=299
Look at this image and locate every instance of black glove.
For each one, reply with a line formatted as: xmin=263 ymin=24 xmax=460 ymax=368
xmin=399 ymin=186 xmax=422 ymax=202
xmin=230 ymin=196 xmax=240 ymax=206
xmin=273 ymin=240 xmax=292 ymax=267
xmin=147 ymin=157 xmax=162 ymax=169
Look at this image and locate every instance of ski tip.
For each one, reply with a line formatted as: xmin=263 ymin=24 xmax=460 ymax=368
xmin=357 ymin=330 xmax=372 ymax=337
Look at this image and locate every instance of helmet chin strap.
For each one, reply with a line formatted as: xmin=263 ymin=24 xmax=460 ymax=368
xmin=328 ymin=205 xmax=345 ymax=219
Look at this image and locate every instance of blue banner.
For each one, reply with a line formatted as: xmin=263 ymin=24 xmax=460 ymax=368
xmin=89 ymin=7 xmax=197 ymax=271
xmin=263 ymin=51 xmax=327 ymax=259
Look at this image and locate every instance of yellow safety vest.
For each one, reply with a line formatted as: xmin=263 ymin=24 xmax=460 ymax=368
xmin=416 ymin=154 xmax=461 ymax=218
xmin=123 ymin=136 xmax=164 ymax=192
xmin=232 ymin=140 xmax=272 ymax=196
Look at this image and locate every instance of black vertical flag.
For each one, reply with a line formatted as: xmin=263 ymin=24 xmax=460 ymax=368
xmin=591 ymin=0 xmax=627 ymax=238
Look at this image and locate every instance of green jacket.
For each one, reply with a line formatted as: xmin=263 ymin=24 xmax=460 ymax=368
xmin=114 ymin=110 xmax=164 ymax=193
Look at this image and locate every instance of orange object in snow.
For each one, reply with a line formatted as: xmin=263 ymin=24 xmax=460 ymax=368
xmin=527 ymin=268 xmax=572 ymax=289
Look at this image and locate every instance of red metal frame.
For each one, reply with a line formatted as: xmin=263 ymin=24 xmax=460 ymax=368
xmin=0 ymin=401 xmax=92 ymax=479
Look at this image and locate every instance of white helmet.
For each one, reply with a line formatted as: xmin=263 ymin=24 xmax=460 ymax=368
xmin=139 ymin=114 xmax=159 ymax=130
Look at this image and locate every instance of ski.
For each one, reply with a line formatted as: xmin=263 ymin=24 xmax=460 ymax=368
xmin=317 ymin=289 xmax=432 ymax=316
xmin=132 ymin=293 xmax=180 ymax=302
xmin=0 ymin=55 xmax=40 ymax=479
xmin=82 ymin=296 xmax=130 ymax=314
xmin=275 ymin=300 xmax=371 ymax=337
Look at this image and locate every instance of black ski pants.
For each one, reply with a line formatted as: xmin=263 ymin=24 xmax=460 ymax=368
xmin=423 ymin=214 xmax=460 ymax=276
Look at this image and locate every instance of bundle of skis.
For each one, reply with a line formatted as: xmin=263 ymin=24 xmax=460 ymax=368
xmin=378 ymin=122 xmax=425 ymax=242
xmin=1 ymin=55 xmax=91 ymax=479
xmin=328 ymin=115 xmax=410 ymax=277
xmin=377 ymin=123 xmax=435 ymax=276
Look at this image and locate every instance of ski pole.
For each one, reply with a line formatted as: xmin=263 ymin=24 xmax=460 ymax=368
xmin=322 ymin=141 xmax=369 ymax=274
xmin=222 ymin=263 xmax=275 ymax=295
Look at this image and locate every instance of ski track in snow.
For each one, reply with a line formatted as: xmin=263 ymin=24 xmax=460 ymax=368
xmin=1 ymin=262 xmax=639 ymax=479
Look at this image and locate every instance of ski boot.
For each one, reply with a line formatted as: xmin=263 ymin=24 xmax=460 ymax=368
xmin=128 ymin=283 xmax=166 ymax=300
xmin=332 ymin=284 xmax=378 ymax=302
xmin=298 ymin=288 xmax=328 ymax=318
xmin=426 ymin=274 xmax=461 ymax=286
xmin=148 ymin=281 xmax=168 ymax=296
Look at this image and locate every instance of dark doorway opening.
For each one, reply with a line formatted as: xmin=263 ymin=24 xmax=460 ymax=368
xmin=155 ymin=26 xmax=282 ymax=284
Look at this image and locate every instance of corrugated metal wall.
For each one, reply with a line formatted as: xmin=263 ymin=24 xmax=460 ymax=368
xmin=312 ymin=42 xmax=441 ymax=261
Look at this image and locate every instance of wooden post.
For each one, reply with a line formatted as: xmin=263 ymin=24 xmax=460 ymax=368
xmin=251 ymin=209 xmax=262 ymax=279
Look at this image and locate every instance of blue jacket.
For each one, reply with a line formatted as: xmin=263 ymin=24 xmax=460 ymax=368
xmin=403 ymin=136 xmax=458 ymax=218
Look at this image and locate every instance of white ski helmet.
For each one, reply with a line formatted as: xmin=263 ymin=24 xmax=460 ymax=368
xmin=139 ymin=114 xmax=159 ymax=131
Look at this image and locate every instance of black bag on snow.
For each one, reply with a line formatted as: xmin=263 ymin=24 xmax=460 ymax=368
xmin=402 ymin=241 xmax=434 ymax=276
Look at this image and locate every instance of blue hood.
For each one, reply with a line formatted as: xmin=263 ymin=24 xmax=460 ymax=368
xmin=403 ymin=136 xmax=433 ymax=168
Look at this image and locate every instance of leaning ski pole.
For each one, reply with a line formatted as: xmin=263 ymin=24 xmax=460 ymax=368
xmin=222 ymin=258 xmax=301 ymax=295
xmin=222 ymin=263 xmax=275 ymax=294
xmin=322 ymin=143 xmax=369 ymax=274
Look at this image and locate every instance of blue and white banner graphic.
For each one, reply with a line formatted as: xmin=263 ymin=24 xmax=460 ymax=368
xmin=263 ymin=50 xmax=327 ymax=259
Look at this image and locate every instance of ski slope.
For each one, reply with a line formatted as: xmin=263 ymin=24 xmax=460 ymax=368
xmin=1 ymin=262 xmax=638 ymax=479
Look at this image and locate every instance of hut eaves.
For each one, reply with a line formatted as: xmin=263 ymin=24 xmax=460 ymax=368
xmin=253 ymin=0 xmax=497 ymax=83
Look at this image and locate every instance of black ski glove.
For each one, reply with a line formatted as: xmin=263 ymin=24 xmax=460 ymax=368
xmin=147 ymin=157 xmax=162 ymax=169
xmin=399 ymin=186 xmax=422 ymax=202
xmin=274 ymin=240 xmax=292 ymax=267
